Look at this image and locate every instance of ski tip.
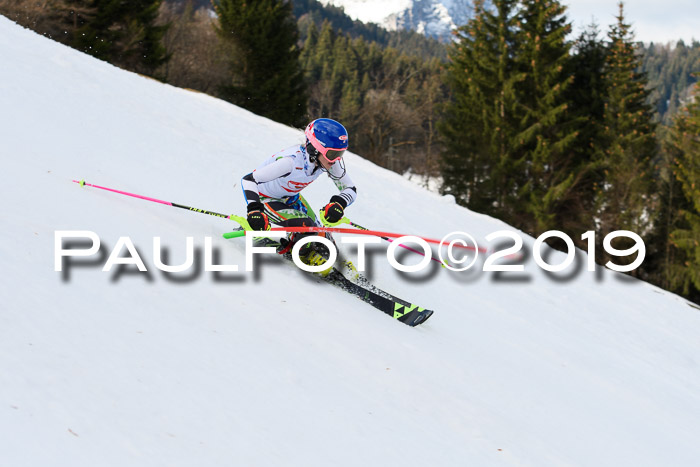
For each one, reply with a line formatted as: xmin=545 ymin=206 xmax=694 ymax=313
xmin=408 ymin=309 xmax=434 ymax=327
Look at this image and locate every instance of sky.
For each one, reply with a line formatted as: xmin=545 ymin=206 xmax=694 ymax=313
xmin=564 ymin=0 xmax=700 ymax=44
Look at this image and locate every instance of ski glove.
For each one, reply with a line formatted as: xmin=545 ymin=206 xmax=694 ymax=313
xmin=247 ymin=202 xmax=270 ymax=231
xmin=322 ymin=196 xmax=346 ymax=224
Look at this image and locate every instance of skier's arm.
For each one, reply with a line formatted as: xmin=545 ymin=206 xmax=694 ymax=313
xmin=330 ymin=170 xmax=357 ymax=208
xmin=321 ymin=166 xmax=357 ymax=224
xmin=241 ymin=157 xmax=295 ymax=205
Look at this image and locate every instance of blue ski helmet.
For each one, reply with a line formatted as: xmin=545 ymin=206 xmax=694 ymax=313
xmin=305 ymin=118 xmax=348 ymax=164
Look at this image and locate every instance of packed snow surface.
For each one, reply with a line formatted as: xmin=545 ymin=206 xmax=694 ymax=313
xmin=2 ymin=16 xmax=700 ymax=467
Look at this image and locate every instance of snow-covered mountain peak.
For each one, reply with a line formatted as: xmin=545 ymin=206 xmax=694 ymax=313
xmin=319 ymin=0 xmax=477 ymax=41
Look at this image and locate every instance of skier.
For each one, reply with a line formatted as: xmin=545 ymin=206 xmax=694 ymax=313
xmin=240 ymin=118 xmax=357 ymax=263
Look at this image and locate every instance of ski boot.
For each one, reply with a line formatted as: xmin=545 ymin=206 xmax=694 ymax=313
xmin=279 ymin=232 xmax=334 ymax=276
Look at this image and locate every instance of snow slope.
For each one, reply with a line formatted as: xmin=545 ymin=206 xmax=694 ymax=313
xmin=2 ymin=16 xmax=700 ymax=466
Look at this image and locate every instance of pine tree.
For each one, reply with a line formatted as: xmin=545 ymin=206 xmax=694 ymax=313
xmin=641 ymin=40 xmax=700 ymax=124
xmin=440 ymin=0 xmax=523 ymax=218
xmin=299 ymin=20 xmax=319 ymax=80
xmin=71 ymin=0 xmax=169 ymax=75
xmin=595 ymin=2 xmax=657 ymax=268
xmin=339 ymin=72 xmax=362 ymax=130
xmin=402 ymin=58 xmax=445 ymax=179
xmin=303 ymin=20 xmax=336 ymax=118
xmin=515 ymin=0 xmax=581 ymax=233
xmin=214 ymin=0 xmax=307 ymax=127
xmin=666 ymin=80 xmax=700 ymax=302
xmin=569 ymin=24 xmax=607 ymax=157
xmin=565 ymin=23 xmax=608 ymax=232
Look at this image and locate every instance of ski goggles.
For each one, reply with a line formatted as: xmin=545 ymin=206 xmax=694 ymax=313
xmin=306 ymin=142 xmax=346 ymax=163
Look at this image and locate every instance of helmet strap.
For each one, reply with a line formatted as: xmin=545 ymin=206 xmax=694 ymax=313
xmin=305 ymin=140 xmax=319 ymax=164
xmin=325 ymin=158 xmax=346 ymax=180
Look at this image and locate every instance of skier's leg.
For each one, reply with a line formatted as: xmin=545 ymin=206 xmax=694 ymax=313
xmin=263 ymin=199 xmax=315 ymax=228
xmin=290 ymin=195 xmax=337 ymax=259
xmin=261 ymin=198 xmax=334 ymax=262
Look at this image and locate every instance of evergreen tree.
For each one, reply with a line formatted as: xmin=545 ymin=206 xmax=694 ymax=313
xmin=301 ymin=20 xmax=336 ymax=118
xmin=299 ymin=20 xmax=319 ymax=80
xmin=565 ymin=23 xmax=608 ymax=231
xmin=339 ymin=72 xmax=362 ymax=127
xmin=71 ymin=0 xmax=169 ymax=75
xmin=641 ymin=40 xmax=700 ymax=123
xmin=515 ymin=0 xmax=581 ymax=233
xmin=666 ymin=81 xmax=700 ymax=302
xmin=650 ymin=124 xmax=694 ymax=299
xmin=595 ymin=2 xmax=657 ymax=268
xmin=214 ymin=0 xmax=307 ymax=127
xmin=402 ymin=58 xmax=446 ymax=178
xmin=568 ymin=24 xmax=607 ymax=158
xmin=440 ymin=0 xmax=523 ymax=218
